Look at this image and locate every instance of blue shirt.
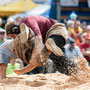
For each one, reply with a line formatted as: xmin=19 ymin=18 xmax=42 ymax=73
xmin=0 ymin=40 xmax=17 ymax=65
xmin=65 ymin=44 xmax=83 ymax=59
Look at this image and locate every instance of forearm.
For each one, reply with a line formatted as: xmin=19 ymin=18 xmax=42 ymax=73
xmin=17 ymin=62 xmax=38 ymax=74
xmin=36 ymin=36 xmax=43 ymax=48
xmin=31 ymin=36 xmax=42 ymax=59
xmin=24 ymin=36 xmax=42 ymax=73
xmin=14 ymin=57 xmax=38 ymax=75
xmin=83 ymin=51 xmax=90 ymax=57
xmin=14 ymin=36 xmax=43 ymax=75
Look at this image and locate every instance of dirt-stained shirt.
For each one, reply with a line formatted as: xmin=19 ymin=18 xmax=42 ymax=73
xmin=20 ymin=15 xmax=56 ymax=42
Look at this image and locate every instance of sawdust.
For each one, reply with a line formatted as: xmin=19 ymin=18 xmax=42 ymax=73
xmin=0 ymin=58 xmax=90 ymax=90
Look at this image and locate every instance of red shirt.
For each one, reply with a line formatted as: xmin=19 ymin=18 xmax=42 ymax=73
xmin=20 ymin=15 xmax=56 ymax=42
xmin=80 ymin=42 xmax=90 ymax=60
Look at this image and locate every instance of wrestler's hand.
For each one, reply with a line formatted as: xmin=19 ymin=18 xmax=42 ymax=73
xmin=14 ymin=70 xmax=23 ymax=75
xmin=14 ymin=58 xmax=38 ymax=75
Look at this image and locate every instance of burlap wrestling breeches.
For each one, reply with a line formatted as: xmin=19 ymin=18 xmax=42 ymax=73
xmin=45 ymin=22 xmax=68 ymax=45
xmin=36 ymin=23 xmax=68 ymax=66
xmin=13 ymin=23 xmax=68 ymax=65
xmin=13 ymin=29 xmax=36 ymax=64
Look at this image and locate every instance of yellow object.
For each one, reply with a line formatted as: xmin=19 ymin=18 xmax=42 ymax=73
xmin=0 ymin=0 xmax=39 ymax=17
xmin=78 ymin=26 xmax=83 ymax=33
xmin=68 ymin=27 xmax=74 ymax=33
xmin=68 ymin=26 xmax=83 ymax=33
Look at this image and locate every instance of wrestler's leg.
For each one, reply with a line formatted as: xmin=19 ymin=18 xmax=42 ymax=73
xmin=45 ymin=36 xmax=64 ymax=56
xmin=19 ymin=23 xmax=35 ymax=45
xmin=19 ymin=23 xmax=29 ymax=44
xmin=19 ymin=23 xmax=43 ymax=73
xmin=18 ymin=23 xmax=50 ymax=67
xmin=0 ymin=63 xmax=6 ymax=79
xmin=20 ymin=23 xmax=36 ymax=62
xmin=13 ymin=23 xmax=35 ymax=63
xmin=46 ymin=35 xmax=77 ymax=75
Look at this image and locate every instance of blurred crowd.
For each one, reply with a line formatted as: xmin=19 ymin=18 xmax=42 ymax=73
xmin=0 ymin=12 xmax=90 ymax=75
xmin=64 ymin=12 xmax=90 ymax=66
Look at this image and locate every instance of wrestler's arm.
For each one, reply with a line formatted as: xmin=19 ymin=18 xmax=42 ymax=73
xmin=14 ymin=36 xmax=43 ymax=75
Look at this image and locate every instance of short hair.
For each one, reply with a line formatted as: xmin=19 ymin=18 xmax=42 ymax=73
xmin=5 ymin=21 xmax=20 ymax=35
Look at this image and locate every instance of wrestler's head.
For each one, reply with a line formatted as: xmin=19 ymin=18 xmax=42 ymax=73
xmin=5 ymin=22 xmax=20 ymax=39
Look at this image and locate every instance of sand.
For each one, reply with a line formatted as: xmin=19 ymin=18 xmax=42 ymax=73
xmin=0 ymin=58 xmax=90 ymax=90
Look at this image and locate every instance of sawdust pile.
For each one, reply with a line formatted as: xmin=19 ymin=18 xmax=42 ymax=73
xmin=0 ymin=58 xmax=90 ymax=90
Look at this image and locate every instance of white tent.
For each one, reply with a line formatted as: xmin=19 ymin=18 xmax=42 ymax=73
xmin=0 ymin=0 xmax=20 ymax=6
xmin=10 ymin=5 xmax=50 ymax=19
xmin=0 ymin=0 xmax=39 ymax=17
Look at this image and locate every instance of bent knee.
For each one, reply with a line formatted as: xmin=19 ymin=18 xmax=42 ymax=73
xmin=48 ymin=35 xmax=66 ymax=48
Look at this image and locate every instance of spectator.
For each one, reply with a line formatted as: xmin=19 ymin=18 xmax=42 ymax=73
xmin=65 ymin=39 xmax=83 ymax=61
xmin=86 ymin=25 xmax=90 ymax=33
xmin=64 ymin=12 xmax=77 ymax=28
xmin=69 ymin=12 xmax=77 ymax=21
xmin=16 ymin=17 xmax=23 ymax=25
xmin=0 ymin=18 xmax=3 ymax=28
xmin=66 ymin=36 xmax=73 ymax=45
xmin=66 ymin=13 xmax=83 ymax=46
xmin=67 ymin=20 xmax=74 ymax=34
xmin=0 ymin=29 xmax=6 ymax=45
xmin=6 ymin=58 xmax=20 ymax=75
xmin=81 ymin=33 xmax=87 ymax=42
xmin=73 ymin=20 xmax=83 ymax=46
xmin=81 ymin=21 xmax=87 ymax=33
xmin=81 ymin=25 xmax=90 ymax=43
xmin=66 ymin=31 xmax=73 ymax=45
xmin=80 ymin=33 xmax=90 ymax=66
